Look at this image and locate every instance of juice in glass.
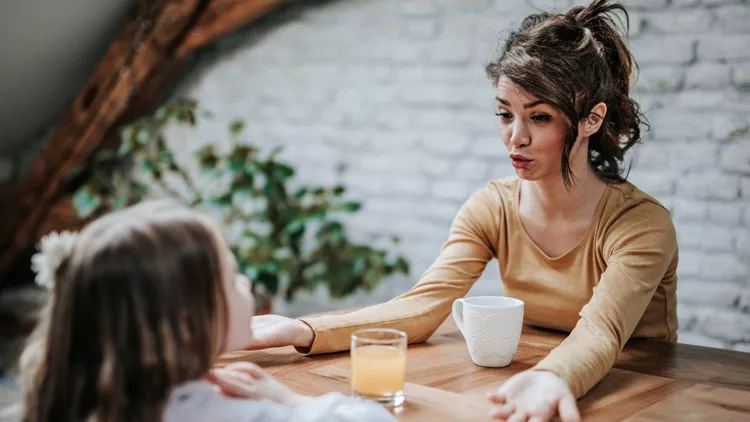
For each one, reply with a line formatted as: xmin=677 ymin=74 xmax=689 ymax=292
xmin=350 ymin=329 xmax=407 ymax=407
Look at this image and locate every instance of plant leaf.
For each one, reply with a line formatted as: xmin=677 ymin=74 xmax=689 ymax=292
xmin=118 ymin=140 xmax=133 ymax=156
xmin=186 ymin=109 xmax=197 ymax=125
xmin=196 ymin=145 xmax=218 ymax=171
xmin=136 ymin=129 xmax=150 ymax=145
xmin=121 ymin=126 xmax=135 ymax=143
xmin=268 ymin=146 xmax=283 ymax=160
xmin=141 ymin=160 xmax=154 ymax=173
xmin=294 ymin=187 xmax=308 ymax=198
xmin=155 ymin=107 xmax=169 ymax=122
xmin=339 ymin=201 xmax=361 ymax=212
xmin=285 ymin=219 xmax=305 ymax=238
xmin=72 ymin=187 xmax=102 ymax=219
xmin=112 ymin=195 xmax=128 ymax=210
xmin=273 ymin=163 xmax=294 ymax=180
xmin=230 ymin=120 xmax=245 ymax=135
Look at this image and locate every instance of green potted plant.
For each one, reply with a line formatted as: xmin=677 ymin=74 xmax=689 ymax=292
xmin=69 ymin=98 xmax=410 ymax=313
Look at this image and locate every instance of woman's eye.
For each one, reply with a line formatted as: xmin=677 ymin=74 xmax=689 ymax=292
xmin=495 ymin=111 xmax=513 ymax=120
xmin=532 ymin=114 xmax=551 ymax=122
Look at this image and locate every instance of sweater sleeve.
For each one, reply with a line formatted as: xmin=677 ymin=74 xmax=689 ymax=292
xmin=531 ymin=202 xmax=678 ymax=398
xmin=296 ymin=184 xmax=502 ymax=355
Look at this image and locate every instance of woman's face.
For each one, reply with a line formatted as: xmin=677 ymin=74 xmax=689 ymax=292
xmin=495 ymin=76 xmax=589 ymax=182
xmin=219 ymin=240 xmax=254 ymax=354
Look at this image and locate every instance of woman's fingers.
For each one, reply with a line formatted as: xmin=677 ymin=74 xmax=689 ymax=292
xmin=204 ymin=369 xmax=220 ymax=384
xmin=506 ymin=411 xmax=528 ymax=422
xmin=527 ymin=402 xmax=556 ymax=421
xmin=490 ymin=403 xmax=515 ymax=420
xmin=488 ymin=390 xmax=507 ymax=404
xmin=558 ymin=394 xmax=581 ymax=422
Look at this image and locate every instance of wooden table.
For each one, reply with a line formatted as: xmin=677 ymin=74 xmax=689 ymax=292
xmin=218 ymin=317 xmax=750 ymax=421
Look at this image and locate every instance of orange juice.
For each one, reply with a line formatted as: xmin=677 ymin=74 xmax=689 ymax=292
xmin=351 ymin=345 xmax=406 ymax=396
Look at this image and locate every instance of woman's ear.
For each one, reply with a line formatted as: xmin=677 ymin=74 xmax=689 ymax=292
xmin=580 ymin=102 xmax=607 ymax=138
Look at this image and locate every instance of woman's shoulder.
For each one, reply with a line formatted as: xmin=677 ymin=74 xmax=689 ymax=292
xmin=466 ymin=175 xmax=518 ymax=210
xmin=457 ymin=176 xmax=518 ymax=221
xmin=604 ymin=181 xmax=672 ymax=219
xmin=486 ymin=175 xmax=520 ymax=200
xmin=600 ymin=181 xmax=677 ymax=247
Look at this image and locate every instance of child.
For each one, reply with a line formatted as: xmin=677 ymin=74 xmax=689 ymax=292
xmin=20 ymin=200 xmax=395 ymax=422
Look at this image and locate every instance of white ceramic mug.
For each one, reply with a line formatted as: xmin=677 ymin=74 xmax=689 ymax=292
xmin=452 ymin=296 xmax=524 ymax=368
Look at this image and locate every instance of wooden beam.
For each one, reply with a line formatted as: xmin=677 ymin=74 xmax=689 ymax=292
xmin=0 ymin=0 xmax=287 ymax=283
xmin=0 ymin=0 xmax=207 ymax=279
xmin=177 ymin=0 xmax=288 ymax=56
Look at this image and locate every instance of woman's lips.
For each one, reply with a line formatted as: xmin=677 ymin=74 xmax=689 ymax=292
xmin=510 ymin=154 xmax=532 ymax=169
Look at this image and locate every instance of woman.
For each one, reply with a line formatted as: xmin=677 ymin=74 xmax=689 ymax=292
xmin=242 ymin=1 xmax=678 ymax=421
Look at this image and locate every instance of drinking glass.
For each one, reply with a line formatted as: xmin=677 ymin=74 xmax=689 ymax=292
xmin=350 ymin=328 xmax=407 ymax=408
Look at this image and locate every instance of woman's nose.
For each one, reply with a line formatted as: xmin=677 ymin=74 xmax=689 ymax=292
xmin=509 ymin=121 xmax=530 ymax=148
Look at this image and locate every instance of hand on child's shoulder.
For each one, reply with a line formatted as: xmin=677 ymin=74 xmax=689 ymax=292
xmin=211 ymin=362 xmax=312 ymax=407
xmin=210 ymin=362 xmax=396 ymax=422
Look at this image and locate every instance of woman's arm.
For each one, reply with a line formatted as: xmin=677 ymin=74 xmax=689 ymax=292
xmin=296 ymin=184 xmax=504 ymax=355
xmin=531 ymin=201 xmax=678 ymax=398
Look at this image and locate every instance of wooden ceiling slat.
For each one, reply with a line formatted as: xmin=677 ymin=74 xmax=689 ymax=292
xmin=178 ymin=0 xmax=287 ymax=56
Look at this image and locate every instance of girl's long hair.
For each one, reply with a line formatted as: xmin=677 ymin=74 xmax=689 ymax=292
xmin=21 ymin=200 xmax=229 ymax=422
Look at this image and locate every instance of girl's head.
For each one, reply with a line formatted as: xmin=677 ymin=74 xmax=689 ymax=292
xmin=486 ymin=0 xmax=644 ymax=187
xmin=22 ymin=200 xmax=253 ymax=422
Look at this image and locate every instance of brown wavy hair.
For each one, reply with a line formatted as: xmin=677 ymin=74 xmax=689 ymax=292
xmin=486 ymin=0 xmax=646 ymax=187
xmin=21 ymin=200 xmax=229 ymax=422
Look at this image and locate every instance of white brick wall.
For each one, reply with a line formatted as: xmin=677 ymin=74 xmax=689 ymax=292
xmin=163 ymin=0 xmax=750 ymax=348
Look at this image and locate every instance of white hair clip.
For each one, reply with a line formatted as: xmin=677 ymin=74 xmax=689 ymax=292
xmin=30 ymin=230 xmax=79 ymax=289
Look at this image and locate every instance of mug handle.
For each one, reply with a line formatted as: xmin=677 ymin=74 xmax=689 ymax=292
xmin=452 ymin=298 xmax=466 ymax=337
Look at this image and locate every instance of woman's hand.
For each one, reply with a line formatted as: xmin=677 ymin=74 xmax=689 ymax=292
xmin=487 ymin=371 xmax=581 ymax=422
xmin=245 ymin=315 xmax=315 ymax=350
xmin=211 ymin=362 xmax=313 ymax=407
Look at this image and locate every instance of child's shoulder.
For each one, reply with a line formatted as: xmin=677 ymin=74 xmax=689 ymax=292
xmin=163 ymin=380 xmax=290 ymax=422
xmin=163 ymin=379 xmax=396 ymax=422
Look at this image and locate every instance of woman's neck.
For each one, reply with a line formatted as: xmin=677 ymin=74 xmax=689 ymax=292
xmin=522 ymin=167 xmax=607 ymax=221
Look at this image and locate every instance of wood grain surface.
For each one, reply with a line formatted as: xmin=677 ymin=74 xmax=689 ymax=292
xmin=218 ymin=315 xmax=750 ymax=421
